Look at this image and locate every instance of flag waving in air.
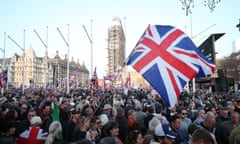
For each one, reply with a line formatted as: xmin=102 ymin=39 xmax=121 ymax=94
xmin=125 ymin=25 xmax=216 ymax=107
xmin=0 ymin=69 xmax=8 ymax=88
xmin=124 ymin=72 xmax=131 ymax=88
xmin=91 ymin=67 xmax=99 ymax=95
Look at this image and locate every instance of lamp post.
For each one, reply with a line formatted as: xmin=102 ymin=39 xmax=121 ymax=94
xmin=34 ymin=26 xmax=48 ymax=90
xmin=236 ymin=19 xmax=240 ymax=31
xmin=0 ymin=32 xmax=6 ymax=69
xmin=8 ymin=30 xmax=25 ymax=94
xmin=57 ymin=24 xmax=70 ymax=95
xmin=83 ymin=19 xmax=93 ymax=76
xmin=0 ymin=32 xmax=6 ymax=94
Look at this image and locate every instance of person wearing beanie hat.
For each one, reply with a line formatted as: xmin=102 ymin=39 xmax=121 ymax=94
xmin=150 ymin=123 xmax=177 ymax=144
xmin=16 ymin=116 xmax=48 ymax=144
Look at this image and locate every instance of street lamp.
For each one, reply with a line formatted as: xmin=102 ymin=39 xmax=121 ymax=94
xmin=237 ymin=19 xmax=240 ymax=32
xmin=83 ymin=19 xmax=93 ymax=76
xmin=8 ymin=30 xmax=25 ymax=94
xmin=57 ymin=24 xmax=70 ymax=95
xmin=34 ymin=26 xmax=48 ymax=90
xmin=0 ymin=32 xmax=6 ymax=94
xmin=0 ymin=32 xmax=6 ymax=69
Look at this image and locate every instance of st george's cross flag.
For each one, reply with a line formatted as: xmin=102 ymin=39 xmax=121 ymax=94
xmin=124 ymin=72 xmax=131 ymax=88
xmin=125 ymin=25 xmax=216 ymax=107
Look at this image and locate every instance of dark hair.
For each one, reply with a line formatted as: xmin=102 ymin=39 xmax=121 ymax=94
xmin=127 ymin=109 xmax=136 ymax=117
xmin=190 ymin=128 xmax=215 ymax=144
xmin=126 ymin=130 xmax=141 ymax=144
xmin=155 ymin=103 xmax=163 ymax=113
xmin=116 ymin=107 xmax=124 ymax=116
xmin=168 ymin=114 xmax=180 ymax=123
xmin=188 ymin=124 xmax=201 ymax=136
xmin=103 ymin=121 xmax=119 ymax=136
xmin=90 ymin=116 xmax=100 ymax=125
xmin=2 ymin=120 xmax=15 ymax=133
xmin=4 ymin=110 xmax=16 ymax=121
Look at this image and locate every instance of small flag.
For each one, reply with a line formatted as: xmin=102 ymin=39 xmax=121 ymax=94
xmin=124 ymin=72 xmax=131 ymax=88
xmin=51 ymin=102 xmax=59 ymax=121
xmin=0 ymin=69 xmax=8 ymax=88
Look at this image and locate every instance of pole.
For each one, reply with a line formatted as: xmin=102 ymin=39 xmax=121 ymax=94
xmin=3 ymin=32 xmax=6 ymax=69
xmin=189 ymin=13 xmax=195 ymax=96
xmin=7 ymin=30 xmax=25 ymax=94
xmin=91 ymin=20 xmax=93 ymax=78
xmin=67 ymin=24 xmax=70 ymax=95
xmin=57 ymin=25 xmax=70 ymax=95
xmin=0 ymin=32 xmax=6 ymax=94
xmin=23 ymin=30 xmax=25 ymax=94
xmin=46 ymin=26 xmax=48 ymax=89
xmin=33 ymin=26 xmax=48 ymax=90
xmin=82 ymin=20 xmax=93 ymax=76
xmin=4 ymin=32 xmax=7 ymax=91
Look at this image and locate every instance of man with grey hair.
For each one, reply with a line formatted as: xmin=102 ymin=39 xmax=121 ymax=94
xmin=199 ymin=111 xmax=216 ymax=134
xmin=135 ymin=104 xmax=147 ymax=135
xmin=193 ymin=109 xmax=205 ymax=125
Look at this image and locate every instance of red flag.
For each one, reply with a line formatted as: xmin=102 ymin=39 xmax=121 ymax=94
xmin=124 ymin=72 xmax=131 ymax=88
xmin=0 ymin=69 xmax=8 ymax=88
xmin=0 ymin=80 xmax=2 ymax=88
xmin=92 ymin=67 xmax=99 ymax=90
xmin=103 ymin=76 xmax=107 ymax=90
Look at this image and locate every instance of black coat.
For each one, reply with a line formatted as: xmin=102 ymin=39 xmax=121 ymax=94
xmin=115 ymin=115 xmax=128 ymax=143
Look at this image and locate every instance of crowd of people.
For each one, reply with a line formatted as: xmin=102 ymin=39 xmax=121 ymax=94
xmin=0 ymin=86 xmax=240 ymax=144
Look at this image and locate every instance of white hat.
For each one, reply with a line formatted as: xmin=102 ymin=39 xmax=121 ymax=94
xmin=103 ymin=104 xmax=112 ymax=110
xmin=30 ymin=116 xmax=42 ymax=126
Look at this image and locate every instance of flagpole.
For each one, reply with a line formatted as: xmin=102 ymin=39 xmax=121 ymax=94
xmin=57 ymin=24 xmax=70 ymax=95
xmin=190 ymin=13 xmax=196 ymax=97
xmin=8 ymin=30 xmax=25 ymax=94
xmin=82 ymin=19 xmax=93 ymax=78
xmin=33 ymin=26 xmax=48 ymax=90
xmin=0 ymin=32 xmax=6 ymax=94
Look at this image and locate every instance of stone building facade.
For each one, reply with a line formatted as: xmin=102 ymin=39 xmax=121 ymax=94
xmin=0 ymin=47 xmax=89 ymax=88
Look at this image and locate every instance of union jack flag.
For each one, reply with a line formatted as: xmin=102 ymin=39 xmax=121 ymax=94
xmin=125 ymin=25 xmax=215 ymax=107
xmin=104 ymin=75 xmax=116 ymax=81
xmin=115 ymin=69 xmax=122 ymax=82
xmin=16 ymin=126 xmax=48 ymax=144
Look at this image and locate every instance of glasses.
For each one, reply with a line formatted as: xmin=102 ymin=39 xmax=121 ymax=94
xmin=182 ymin=113 xmax=188 ymax=115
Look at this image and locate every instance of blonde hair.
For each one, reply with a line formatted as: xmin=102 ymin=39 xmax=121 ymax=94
xmin=45 ymin=121 xmax=62 ymax=144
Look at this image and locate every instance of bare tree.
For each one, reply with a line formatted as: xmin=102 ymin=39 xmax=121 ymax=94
xmin=180 ymin=0 xmax=221 ymax=16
